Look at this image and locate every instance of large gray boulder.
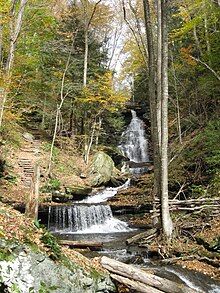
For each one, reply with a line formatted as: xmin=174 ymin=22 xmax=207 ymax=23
xmin=89 ymin=152 xmax=118 ymax=187
xmin=0 ymin=241 xmax=115 ymax=293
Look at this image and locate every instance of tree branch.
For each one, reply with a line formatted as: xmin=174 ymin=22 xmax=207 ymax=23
xmin=190 ymin=55 xmax=220 ymax=81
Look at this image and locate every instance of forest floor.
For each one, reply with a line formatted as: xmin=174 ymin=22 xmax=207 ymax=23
xmin=0 ymin=129 xmax=219 ymax=284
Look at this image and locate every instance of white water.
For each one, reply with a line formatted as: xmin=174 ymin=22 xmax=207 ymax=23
xmin=48 ymin=204 xmax=133 ymax=234
xmin=48 ymin=111 xmax=150 ymax=234
xmin=119 ymin=110 xmax=149 ymax=174
xmin=78 ymin=179 xmax=130 ymax=203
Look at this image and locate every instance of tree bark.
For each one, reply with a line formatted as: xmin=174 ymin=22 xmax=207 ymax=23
xmin=143 ymin=0 xmax=173 ymax=239
xmin=160 ymin=0 xmax=173 ymax=239
xmin=100 ymin=256 xmax=197 ymax=293
xmin=81 ymin=0 xmax=102 ymax=87
xmin=59 ymin=240 xmax=103 ymax=249
xmin=0 ymin=0 xmax=28 ymax=127
xmin=48 ymin=38 xmax=74 ymax=175
xmin=110 ymin=274 xmax=164 ymax=293
xmin=143 ymin=0 xmax=161 ymax=227
xmin=126 ymin=228 xmax=157 ymax=245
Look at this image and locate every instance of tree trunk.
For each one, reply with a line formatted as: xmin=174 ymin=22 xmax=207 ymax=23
xmin=143 ymin=0 xmax=173 ymax=238
xmin=100 ymin=256 xmax=197 ymax=293
xmin=0 ymin=0 xmax=28 ymax=127
xmin=82 ymin=0 xmax=102 ymax=87
xmin=170 ymin=50 xmax=182 ymax=144
xmin=143 ymin=0 xmax=160 ymax=227
xmin=83 ymin=28 xmax=89 ymax=86
xmin=47 ymin=38 xmax=74 ymax=175
xmin=160 ymin=0 xmax=172 ymax=239
xmin=110 ymin=274 xmax=164 ymax=293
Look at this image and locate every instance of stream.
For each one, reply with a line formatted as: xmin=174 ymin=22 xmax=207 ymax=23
xmin=47 ymin=111 xmax=220 ymax=293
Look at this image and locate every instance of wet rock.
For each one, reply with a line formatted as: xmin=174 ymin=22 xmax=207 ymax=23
xmin=65 ymin=186 xmax=92 ymax=200
xmin=52 ymin=190 xmax=73 ymax=203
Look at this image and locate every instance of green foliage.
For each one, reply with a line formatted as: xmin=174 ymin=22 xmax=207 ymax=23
xmin=182 ymin=120 xmax=220 ymax=196
xmin=48 ymin=178 xmax=61 ymax=191
xmin=0 ymin=122 xmax=22 ymax=149
xmin=41 ymin=143 xmax=59 ymax=156
xmin=0 ymin=247 xmax=15 ymax=262
xmin=11 ymin=284 xmax=21 ymax=293
xmin=39 ymin=282 xmax=59 ymax=293
xmin=41 ymin=230 xmax=61 ymax=261
xmin=189 ymin=184 xmax=207 ymax=197
xmin=201 ymin=120 xmax=220 ymax=174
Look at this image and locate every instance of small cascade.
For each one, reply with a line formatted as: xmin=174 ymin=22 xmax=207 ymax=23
xmin=119 ymin=110 xmax=149 ymax=174
xmin=48 ymin=205 xmax=132 ymax=234
xmin=79 ymin=179 xmax=130 ymax=204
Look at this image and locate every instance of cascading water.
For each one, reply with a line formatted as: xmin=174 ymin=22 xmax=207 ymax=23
xmin=47 ymin=111 xmax=150 ymax=234
xmin=48 ymin=205 xmax=132 ymax=234
xmin=119 ymin=110 xmax=149 ymax=174
xmin=45 ymin=110 xmax=220 ymax=293
xmin=79 ymin=179 xmax=130 ymax=204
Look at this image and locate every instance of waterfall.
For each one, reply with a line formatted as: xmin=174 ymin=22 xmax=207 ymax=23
xmin=119 ymin=110 xmax=149 ymax=174
xmin=47 ymin=111 xmax=149 ymax=234
xmin=79 ymin=179 xmax=130 ymax=204
xmin=48 ymin=205 xmax=132 ymax=234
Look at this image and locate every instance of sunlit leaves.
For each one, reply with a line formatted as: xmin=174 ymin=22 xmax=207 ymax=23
xmin=78 ymin=72 xmax=128 ymax=115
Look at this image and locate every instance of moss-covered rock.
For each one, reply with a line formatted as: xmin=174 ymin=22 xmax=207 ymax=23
xmin=52 ymin=190 xmax=73 ymax=203
xmin=65 ymin=186 xmax=92 ymax=200
xmin=89 ymin=152 xmax=121 ymax=187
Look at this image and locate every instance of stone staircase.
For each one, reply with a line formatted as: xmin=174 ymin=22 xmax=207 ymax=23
xmin=18 ymin=129 xmax=42 ymax=187
xmin=18 ymin=159 xmax=34 ymax=186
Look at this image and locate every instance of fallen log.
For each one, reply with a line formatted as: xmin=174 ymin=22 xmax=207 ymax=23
xmin=126 ymin=228 xmax=157 ymax=245
xmin=110 ymin=274 xmax=164 ymax=293
xmin=59 ymin=240 xmax=103 ymax=249
xmin=155 ymin=197 xmax=220 ymax=204
xmin=100 ymin=256 xmax=198 ymax=293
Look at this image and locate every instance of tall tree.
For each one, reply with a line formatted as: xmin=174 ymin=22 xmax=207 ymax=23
xmin=0 ymin=0 xmax=28 ymax=127
xmin=80 ymin=0 xmax=102 ymax=86
xmin=143 ymin=0 xmax=173 ymax=239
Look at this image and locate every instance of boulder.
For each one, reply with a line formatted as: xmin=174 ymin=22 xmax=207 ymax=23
xmin=52 ymin=190 xmax=73 ymax=203
xmin=65 ymin=186 xmax=92 ymax=200
xmin=89 ymin=152 xmax=117 ymax=187
xmin=101 ymin=146 xmax=127 ymax=167
xmin=23 ymin=132 xmax=35 ymax=141
xmin=0 ymin=240 xmax=115 ymax=293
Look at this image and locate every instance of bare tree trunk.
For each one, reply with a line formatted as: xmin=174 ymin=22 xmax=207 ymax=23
xmin=48 ymin=38 xmax=74 ymax=175
xmin=160 ymin=0 xmax=173 ymax=239
xmin=100 ymin=256 xmax=197 ymax=293
xmin=83 ymin=29 xmax=89 ymax=87
xmin=193 ymin=25 xmax=203 ymax=56
xmin=81 ymin=0 xmax=102 ymax=87
xmin=0 ymin=0 xmax=28 ymax=127
xmin=170 ymin=50 xmax=182 ymax=144
xmin=41 ymin=96 xmax=47 ymax=128
xmin=95 ymin=116 xmax=102 ymax=147
xmin=143 ymin=0 xmax=161 ymax=227
xmin=143 ymin=0 xmax=173 ymax=238
xmin=204 ymin=16 xmax=210 ymax=54
xmin=85 ymin=123 xmax=95 ymax=164
xmin=0 ymin=23 xmax=3 ymax=64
